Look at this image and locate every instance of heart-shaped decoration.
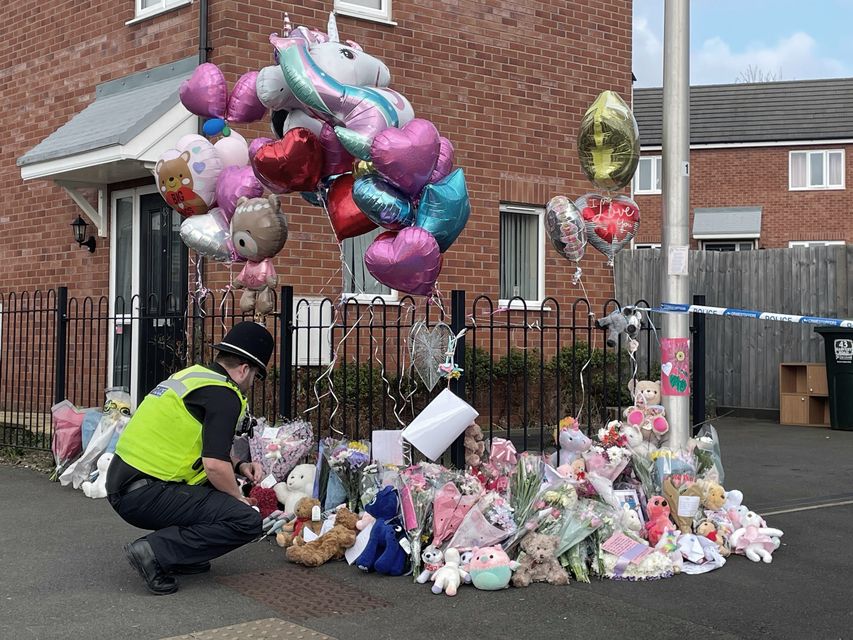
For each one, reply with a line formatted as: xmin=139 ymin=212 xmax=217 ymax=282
xmin=179 ymin=207 xmax=236 ymax=262
xmin=364 ymin=227 xmax=442 ymax=296
xmin=192 ymin=162 xmax=206 ymax=174
xmin=429 ymin=137 xmax=455 ymax=184
xmin=661 ymin=362 xmax=673 ymax=376
xmin=545 ymin=196 xmax=587 ymax=264
xmin=414 ymin=168 xmax=470 ymax=252
xmin=215 ymin=165 xmax=264 ymax=219
xmin=409 ymin=321 xmax=454 ymax=391
xmin=226 ymin=71 xmax=267 ymax=123
xmin=371 ymin=119 xmax=441 ymax=196
xmin=320 ymin=124 xmax=355 ymax=178
xmin=352 ymin=176 xmax=415 ymax=230
xmin=251 ymin=128 xmax=324 ymax=193
xmin=180 ymin=63 xmax=227 ymax=119
xmin=577 ymin=193 xmax=640 ymax=264
xmin=327 ymin=174 xmax=377 ymax=242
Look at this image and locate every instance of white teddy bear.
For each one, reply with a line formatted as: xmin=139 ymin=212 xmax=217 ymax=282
xmin=730 ymin=511 xmax=784 ymax=563
xmin=81 ymin=453 xmax=114 ymax=499
xmin=273 ymin=463 xmax=316 ymax=514
xmin=431 ymin=548 xmax=468 ymax=596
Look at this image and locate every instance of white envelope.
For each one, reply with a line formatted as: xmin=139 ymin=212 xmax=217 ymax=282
xmin=402 ymin=388 xmax=479 ymax=461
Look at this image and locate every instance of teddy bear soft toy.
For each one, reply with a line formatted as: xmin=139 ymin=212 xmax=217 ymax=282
xmin=430 ymin=548 xmax=468 ymax=596
xmin=355 ymin=485 xmax=408 ymax=576
xmin=275 ymin=497 xmax=322 ymax=549
xmin=463 ymin=423 xmax=486 ymax=469
xmin=549 ymin=417 xmax=592 ymax=467
xmin=512 ymin=533 xmax=569 ymax=587
xmin=273 ymin=463 xmax=317 ymax=514
xmin=730 ymin=511 xmax=784 ymax=563
xmin=695 ymin=519 xmax=731 ymax=557
xmin=645 ymin=495 xmax=677 ymax=547
xmin=231 ymin=194 xmax=288 ymax=318
xmin=416 ymin=545 xmax=445 ymax=584
xmin=624 ymin=380 xmax=669 ymax=451
xmin=285 ymin=507 xmax=359 ymax=567
xmin=695 ymin=479 xmax=727 ymax=512
xmin=81 ymin=453 xmax=114 ymax=499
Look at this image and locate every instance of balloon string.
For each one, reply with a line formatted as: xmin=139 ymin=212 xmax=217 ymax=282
xmin=574 ymin=276 xmax=596 ymax=427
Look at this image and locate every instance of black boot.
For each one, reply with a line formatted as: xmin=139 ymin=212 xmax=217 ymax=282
xmin=169 ymin=561 xmax=211 ymax=575
xmin=124 ymin=539 xmax=179 ymax=595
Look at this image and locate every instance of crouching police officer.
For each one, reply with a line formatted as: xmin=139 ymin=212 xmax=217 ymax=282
xmin=107 ymin=322 xmax=273 ymax=595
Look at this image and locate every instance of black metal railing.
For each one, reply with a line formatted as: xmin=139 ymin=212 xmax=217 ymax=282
xmin=0 ymin=286 xmax=706 ymax=453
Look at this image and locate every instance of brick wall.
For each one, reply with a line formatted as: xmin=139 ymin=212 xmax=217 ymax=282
xmin=634 ymin=144 xmax=853 ymax=248
xmin=1 ymin=0 xmax=632 ymax=309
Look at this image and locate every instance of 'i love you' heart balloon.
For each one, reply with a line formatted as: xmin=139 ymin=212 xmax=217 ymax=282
xmin=577 ymin=193 xmax=639 ymax=265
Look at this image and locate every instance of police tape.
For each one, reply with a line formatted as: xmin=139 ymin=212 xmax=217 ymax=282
xmin=649 ymin=303 xmax=853 ymax=328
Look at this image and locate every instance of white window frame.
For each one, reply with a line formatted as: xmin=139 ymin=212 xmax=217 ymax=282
xmin=127 ymin=0 xmax=193 ymax=25
xmin=700 ymin=239 xmax=757 ymax=252
xmin=788 ymin=240 xmax=846 ymax=248
xmin=292 ymin=298 xmax=333 ymax=366
xmin=789 ymin=149 xmax=845 ymax=191
xmin=633 ymin=156 xmax=662 ymax=195
xmin=341 ymin=229 xmax=398 ymax=305
xmin=498 ymin=204 xmax=547 ymax=311
xmin=333 ymin=0 xmax=395 ymax=25
xmin=633 ymin=242 xmax=661 ymax=250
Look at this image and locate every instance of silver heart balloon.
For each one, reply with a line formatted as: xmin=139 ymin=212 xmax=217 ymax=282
xmin=179 ymin=207 xmax=234 ymax=262
xmin=545 ymin=195 xmax=587 ymax=264
xmin=409 ymin=321 xmax=453 ymax=391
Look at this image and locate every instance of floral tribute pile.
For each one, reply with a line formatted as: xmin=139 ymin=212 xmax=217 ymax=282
xmin=256 ymin=407 xmax=784 ymax=594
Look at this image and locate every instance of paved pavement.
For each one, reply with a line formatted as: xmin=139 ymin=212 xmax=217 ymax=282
xmin=2 ymin=417 xmax=853 ymax=640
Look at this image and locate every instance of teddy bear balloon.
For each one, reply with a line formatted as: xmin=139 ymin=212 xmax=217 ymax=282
xmin=231 ymin=194 xmax=289 ymax=319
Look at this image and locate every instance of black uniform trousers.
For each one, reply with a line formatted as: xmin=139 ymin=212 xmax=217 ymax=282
xmin=108 ymin=480 xmax=263 ymax=569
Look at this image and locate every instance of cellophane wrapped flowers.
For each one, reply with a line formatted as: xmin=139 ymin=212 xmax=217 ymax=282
xmin=322 ymin=437 xmax=371 ymax=512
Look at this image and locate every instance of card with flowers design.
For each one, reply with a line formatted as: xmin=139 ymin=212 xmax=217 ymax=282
xmin=660 ymin=337 xmax=690 ymax=396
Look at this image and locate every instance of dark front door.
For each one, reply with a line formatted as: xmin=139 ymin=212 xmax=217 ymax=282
xmin=138 ymin=193 xmax=188 ymax=397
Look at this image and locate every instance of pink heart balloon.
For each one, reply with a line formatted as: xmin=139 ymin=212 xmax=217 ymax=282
xmin=429 ymin=137 xmax=455 ymax=184
xmin=226 ymin=71 xmax=267 ymax=123
xmin=364 ymin=227 xmax=442 ymax=296
xmin=371 ymin=119 xmax=441 ymax=197
xmin=320 ymin=124 xmax=355 ymax=177
xmin=215 ymin=166 xmax=264 ymax=219
xmin=180 ymin=63 xmax=227 ymax=119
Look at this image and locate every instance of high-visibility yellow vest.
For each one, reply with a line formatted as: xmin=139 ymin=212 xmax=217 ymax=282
xmin=116 ymin=365 xmax=247 ymax=485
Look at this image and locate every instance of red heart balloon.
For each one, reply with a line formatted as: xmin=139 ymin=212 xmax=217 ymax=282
xmin=251 ymin=128 xmax=324 ymax=193
xmin=577 ymin=193 xmax=640 ymax=263
xmin=327 ymin=174 xmax=378 ymax=242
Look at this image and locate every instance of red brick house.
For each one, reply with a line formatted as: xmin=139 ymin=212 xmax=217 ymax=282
xmin=3 ymin=1 xmax=633 ymax=408
xmin=632 ymin=78 xmax=853 ymax=250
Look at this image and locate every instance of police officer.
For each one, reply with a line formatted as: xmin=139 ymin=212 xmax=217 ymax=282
xmin=107 ymin=322 xmax=273 ymax=595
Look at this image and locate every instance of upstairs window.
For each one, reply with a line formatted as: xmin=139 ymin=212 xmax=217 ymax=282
xmin=789 ymin=150 xmax=844 ymax=190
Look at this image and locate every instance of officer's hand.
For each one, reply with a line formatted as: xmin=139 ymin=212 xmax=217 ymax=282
xmin=239 ymin=461 xmax=265 ymax=484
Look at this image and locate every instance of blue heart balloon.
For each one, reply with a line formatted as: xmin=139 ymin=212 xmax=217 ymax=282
xmin=414 ymin=169 xmax=471 ymax=252
xmin=202 ymin=118 xmax=227 ymax=137
xmin=352 ymin=176 xmax=414 ymax=231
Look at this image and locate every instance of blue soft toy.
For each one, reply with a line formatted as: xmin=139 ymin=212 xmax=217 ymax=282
xmin=355 ymin=485 xmax=408 ymax=576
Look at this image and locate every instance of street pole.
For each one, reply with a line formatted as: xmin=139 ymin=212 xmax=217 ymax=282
xmin=661 ymin=0 xmax=691 ymax=449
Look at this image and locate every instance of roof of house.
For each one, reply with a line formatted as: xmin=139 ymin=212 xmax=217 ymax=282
xmin=634 ymin=77 xmax=853 ymax=147
xmin=17 ymin=57 xmax=196 ymax=167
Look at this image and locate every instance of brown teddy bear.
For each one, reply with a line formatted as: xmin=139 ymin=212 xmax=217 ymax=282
xmin=275 ymin=497 xmax=322 ymax=549
xmin=463 ymin=423 xmax=485 ymax=468
xmin=696 ymin=479 xmax=726 ymax=512
xmin=285 ymin=507 xmax=360 ymax=567
xmin=155 ymin=152 xmax=209 ymax=216
xmin=511 ymin=533 xmax=569 ymax=587
xmin=231 ymin=194 xmax=289 ymax=318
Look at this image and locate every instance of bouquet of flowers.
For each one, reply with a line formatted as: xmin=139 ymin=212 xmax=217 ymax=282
xmin=509 ymin=452 xmax=545 ymax=528
xmin=583 ymin=422 xmax=632 ymax=482
xmin=448 ymin=491 xmax=517 ymax=551
xmin=321 ymin=437 xmax=371 ymax=512
xmin=555 ymin=499 xmax=608 ymax=582
xmin=399 ymin=462 xmax=448 ymax=580
xmin=248 ymin=418 xmax=314 ymax=482
xmin=503 ymin=479 xmax=578 ymax=554
xmin=431 ymin=470 xmax=483 ymax=547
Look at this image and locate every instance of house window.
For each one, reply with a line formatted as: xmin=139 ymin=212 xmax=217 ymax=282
xmin=634 ymin=243 xmax=661 ymax=250
xmin=342 ymin=228 xmax=397 ymax=303
xmin=334 ymin=0 xmax=393 ymax=24
xmin=634 ymin=156 xmax=662 ymax=194
xmin=129 ymin=0 xmax=192 ymax=24
xmin=789 ymin=150 xmax=844 ymax=190
xmin=701 ymin=240 xmax=756 ymax=252
xmin=499 ymin=204 xmax=545 ymax=308
xmin=789 ymin=240 xmax=846 ymax=248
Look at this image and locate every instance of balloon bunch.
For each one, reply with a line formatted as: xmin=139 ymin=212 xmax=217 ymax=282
xmin=546 ymin=91 xmax=641 ymax=273
xmin=250 ymin=13 xmax=470 ymax=297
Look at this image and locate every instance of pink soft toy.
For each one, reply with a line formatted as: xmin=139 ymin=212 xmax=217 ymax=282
xmin=645 ymin=495 xmax=677 ymax=547
xmin=730 ymin=511 xmax=784 ymax=563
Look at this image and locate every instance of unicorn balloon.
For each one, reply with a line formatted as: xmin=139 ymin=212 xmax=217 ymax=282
xmin=267 ymin=13 xmax=414 ymax=159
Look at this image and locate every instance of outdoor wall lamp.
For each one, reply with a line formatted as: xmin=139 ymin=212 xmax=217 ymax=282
xmin=71 ymin=215 xmax=96 ymax=253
